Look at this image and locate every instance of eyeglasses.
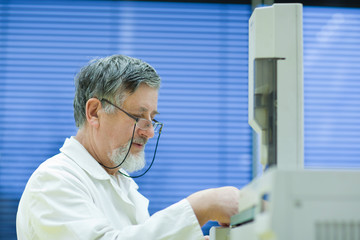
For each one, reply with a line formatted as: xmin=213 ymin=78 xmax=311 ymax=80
xmin=100 ymin=98 xmax=163 ymax=133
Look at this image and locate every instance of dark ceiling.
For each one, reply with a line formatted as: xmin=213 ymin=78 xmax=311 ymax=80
xmin=273 ymin=0 xmax=360 ymax=8
xmin=129 ymin=0 xmax=360 ymax=8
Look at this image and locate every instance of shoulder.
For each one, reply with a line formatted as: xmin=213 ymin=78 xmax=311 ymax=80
xmin=25 ymin=152 xmax=90 ymax=195
xmin=36 ymin=152 xmax=82 ymax=179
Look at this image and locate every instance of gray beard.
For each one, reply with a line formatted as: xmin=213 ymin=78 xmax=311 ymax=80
xmin=109 ymin=140 xmax=146 ymax=173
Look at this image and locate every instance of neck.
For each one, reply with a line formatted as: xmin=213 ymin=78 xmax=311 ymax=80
xmin=75 ymin=128 xmax=120 ymax=176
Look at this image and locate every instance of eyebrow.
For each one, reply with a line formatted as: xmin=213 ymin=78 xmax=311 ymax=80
xmin=138 ymin=106 xmax=160 ymax=117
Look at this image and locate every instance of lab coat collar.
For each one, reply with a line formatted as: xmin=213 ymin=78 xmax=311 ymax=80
xmin=60 ymin=137 xmax=139 ymax=189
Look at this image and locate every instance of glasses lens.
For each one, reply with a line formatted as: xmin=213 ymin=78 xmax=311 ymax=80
xmin=137 ymin=119 xmax=151 ymax=130
xmin=153 ymin=122 xmax=160 ymax=133
xmin=136 ymin=119 xmax=162 ymax=133
xmin=154 ymin=122 xmax=163 ymax=133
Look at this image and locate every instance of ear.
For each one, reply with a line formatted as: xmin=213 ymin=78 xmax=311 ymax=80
xmin=85 ymin=98 xmax=102 ymax=128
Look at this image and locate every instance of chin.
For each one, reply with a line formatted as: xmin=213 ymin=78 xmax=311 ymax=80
xmin=121 ymin=151 xmax=146 ymax=173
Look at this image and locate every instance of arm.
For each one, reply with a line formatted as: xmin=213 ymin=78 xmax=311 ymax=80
xmin=18 ymin=168 xmax=204 ymax=240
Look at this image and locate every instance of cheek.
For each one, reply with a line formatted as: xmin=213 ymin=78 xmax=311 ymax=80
xmin=100 ymin=116 xmax=133 ymax=143
xmin=110 ymin=124 xmax=136 ymax=148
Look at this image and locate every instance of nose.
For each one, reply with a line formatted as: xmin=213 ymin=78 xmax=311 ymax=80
xmin=138 ymin=125 xmax=155 ymax=139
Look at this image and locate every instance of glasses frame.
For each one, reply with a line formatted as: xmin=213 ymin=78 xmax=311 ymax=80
xmin=100 ymin=98 xmax=163 ymax=133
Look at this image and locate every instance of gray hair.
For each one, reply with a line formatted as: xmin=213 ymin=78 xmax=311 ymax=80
xmin=73 ymin=55 xmax=161 ymax=128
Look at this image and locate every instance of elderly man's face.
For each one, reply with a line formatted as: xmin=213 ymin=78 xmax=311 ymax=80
xmin=98 ymin=83 xmax=159 ymax=172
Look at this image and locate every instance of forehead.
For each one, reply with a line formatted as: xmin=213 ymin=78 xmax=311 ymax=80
xmin=122 ymin=84 xmax=159 ymax=114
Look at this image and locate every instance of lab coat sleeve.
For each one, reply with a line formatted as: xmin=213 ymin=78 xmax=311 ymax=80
xmin=20 ymin=167 xmax=204 ymax=240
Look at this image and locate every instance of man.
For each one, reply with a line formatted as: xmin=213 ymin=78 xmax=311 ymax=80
xmin=16 ymin=55 xmax=239 ymax=239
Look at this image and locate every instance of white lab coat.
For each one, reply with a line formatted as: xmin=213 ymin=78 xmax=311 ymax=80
xmin=16 ymin=137 xmax=204 ymax=240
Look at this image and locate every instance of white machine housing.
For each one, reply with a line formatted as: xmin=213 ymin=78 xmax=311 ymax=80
xmin=210 ymin=3 xmax=360 ymax=240
xmin=210 ymin=168 xmax=360 ymax=240
xmin=248 ymin=3 xmax=304 ymax=170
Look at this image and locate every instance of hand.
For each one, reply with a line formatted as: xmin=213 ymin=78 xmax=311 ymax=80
xmin=187 ymin=186 xmax=239 ymax=226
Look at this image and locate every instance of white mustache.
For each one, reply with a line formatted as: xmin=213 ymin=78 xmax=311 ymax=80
xmin=132 ymin=137 xmax=147 ymax=145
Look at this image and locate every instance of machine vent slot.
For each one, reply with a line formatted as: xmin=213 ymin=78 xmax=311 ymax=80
xmin=315 ymin=221 xmax=360 ymax=240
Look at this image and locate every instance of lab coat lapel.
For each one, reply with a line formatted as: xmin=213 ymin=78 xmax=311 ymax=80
xmin=60 ymin=137 xmax=150 ymax=223
xmin=118 ymin=173 xmax=150 ymax=223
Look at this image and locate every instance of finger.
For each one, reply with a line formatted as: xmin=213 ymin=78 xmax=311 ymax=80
xmin=219 ymin=222 xmax=230 ymax=227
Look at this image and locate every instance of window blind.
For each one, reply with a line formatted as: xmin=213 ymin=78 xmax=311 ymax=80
xmin=0 ymin=1 xmax=252 ymax=238
xmin=0 ymin=1 xmax=118 ymax=238
xmin=303 ymin=6 xmax=360 ymax=169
